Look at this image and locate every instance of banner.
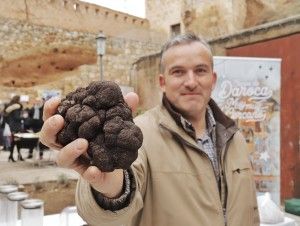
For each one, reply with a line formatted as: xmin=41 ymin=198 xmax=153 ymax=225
xmin=38 ymin=89 xmax=61 ymax=101
xmin=212 ymin=56 xmax=281 ymax=204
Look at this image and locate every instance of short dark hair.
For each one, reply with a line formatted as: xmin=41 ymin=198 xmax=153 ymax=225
xmin=159 ymin=33 xmax=213 ymax=73
xmin=10 ymin=95 xmax=20 ymax=104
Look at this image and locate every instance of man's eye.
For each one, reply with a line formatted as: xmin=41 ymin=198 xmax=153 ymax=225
xmin=195 ymin=68 xmax=206 ymax=74
xmin=172 ymin=70 xmax=184 ymax=76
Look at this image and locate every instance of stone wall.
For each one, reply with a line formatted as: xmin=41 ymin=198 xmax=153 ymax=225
xmin=0 ymin=0 xmax=164 ymax=43
xmin=132 ymin=53 xmax=162 ymax=111
xmin=146 ymin=0 xmax=300 ymax=39
xmin=209 ymin=15 xmax=300 ymax=55
xmin=0 ymin=18 xmax=162 ymax=103
xmin=0 ymin=65 xmax=98 ymax=107
xmin=244 ymin=0 xmax=300 ymax=28
xmin=184 ymin=0 xmax=247 ymax=38
xmin=146 ymin=0 xmax=248 ymax=38
xmin=146 ymin=0 xmax=183 ymax=37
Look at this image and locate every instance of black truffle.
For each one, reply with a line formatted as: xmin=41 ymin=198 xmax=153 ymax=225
xmin=56 ymin=81 xmax=143 ymax=172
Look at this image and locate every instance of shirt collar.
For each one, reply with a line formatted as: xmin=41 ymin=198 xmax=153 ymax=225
xmin=206 ymin=105 xmax=216 ymax=134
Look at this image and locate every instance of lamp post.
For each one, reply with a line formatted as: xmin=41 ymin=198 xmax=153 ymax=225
xmin=96 ymin=31 xmax=106 ymax=81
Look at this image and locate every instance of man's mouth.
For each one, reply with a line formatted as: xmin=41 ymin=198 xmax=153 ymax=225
xmin=181 ymin=93 xmax=200 ymax=96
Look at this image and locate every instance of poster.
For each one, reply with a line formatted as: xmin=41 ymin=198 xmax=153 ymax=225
xmin=38 ymin=89 xmax=61 ymax=101
xmin=212 ymin=56 xmax=281 ymax=204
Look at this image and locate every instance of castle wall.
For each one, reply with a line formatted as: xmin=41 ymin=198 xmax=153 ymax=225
xmin=0 ymin=17 xmax=161 ymax=102
xmin=146 ymin=0 xmax=183 ymax=37
xmin=145 ymin=0 xmax=248 ymax=38
xmin=132 ymin=53 xmax=162 ymax=111
xmin=146 ymin=0 xmax=299 ymax=39
xmin=0 ymin=0 xmax=165 ymax=43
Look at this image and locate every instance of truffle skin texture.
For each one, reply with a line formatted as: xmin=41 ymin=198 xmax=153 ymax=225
xmin=56 ymin=81 xmax=143 ymax=172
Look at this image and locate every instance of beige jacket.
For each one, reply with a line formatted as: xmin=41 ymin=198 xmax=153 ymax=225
xmin=76 ymin=101 xmax=259 ymax=226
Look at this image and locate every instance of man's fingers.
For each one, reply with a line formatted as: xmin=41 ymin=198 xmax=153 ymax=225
xmin=124 ymin=92 xmax=139 ymax=113
xmin=56 ymin=138 xmax=88 ymax=168
xmin=82 ymin=168 xmax=124 ymax=195
xmin=43 ymin=96 xmax=61 ymax=121
xmin=82 ymin=166 xmax=104 ymax=186
xmin=39 ymin=114 xmax=64 ymax=150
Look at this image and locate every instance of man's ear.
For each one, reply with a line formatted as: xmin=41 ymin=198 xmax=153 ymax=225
xmin=212 ymin=72 xmax=217 ymax=90
xmin=159 ymin=74 xmax=166 ymax=92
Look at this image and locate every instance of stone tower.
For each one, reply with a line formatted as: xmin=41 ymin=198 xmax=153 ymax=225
xmin=145 ymin=0 xmax=300 ymax=39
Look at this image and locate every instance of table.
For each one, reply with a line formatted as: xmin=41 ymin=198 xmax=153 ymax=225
xmin=14 ymin=133 xmax=39 ymax=150
xmin=17 ymin=213 xmax=87 ymax=226
xmin=14 ymin=133 xmax=40 ymax=165
xmin=260 ymin=217 xmax=296 ymax=226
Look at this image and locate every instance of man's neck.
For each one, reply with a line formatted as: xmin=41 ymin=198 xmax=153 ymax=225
xmin=187 ymin=111 xmax=206 ymax=138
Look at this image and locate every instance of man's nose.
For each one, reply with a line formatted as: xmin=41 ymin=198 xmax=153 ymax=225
xmin=184 ymin=70 xmax=197 ymax=89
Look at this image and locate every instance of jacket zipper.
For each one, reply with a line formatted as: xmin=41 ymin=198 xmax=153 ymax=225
xmin=219 ymin=142 xmax=230 ymax=226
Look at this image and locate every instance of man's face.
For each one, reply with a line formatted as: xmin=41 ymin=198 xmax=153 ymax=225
xmin=159 ymin=42 xmax=217 ymax=119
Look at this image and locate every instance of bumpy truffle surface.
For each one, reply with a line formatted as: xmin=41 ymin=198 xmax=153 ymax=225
xmin=56 ymin=81 xmax=143 ymax=172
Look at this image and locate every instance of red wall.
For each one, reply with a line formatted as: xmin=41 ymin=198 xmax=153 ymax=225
xmin=227 ymin=33 xmax=300 ymax=201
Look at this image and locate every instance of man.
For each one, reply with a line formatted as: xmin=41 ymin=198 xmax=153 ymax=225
xmin=40 ymin=33 xmax=259 ymax=226
xmin=27 ymin=98 xmax=46 ymax=159
xmin=28 ymin=98 xmax=44 ymax=133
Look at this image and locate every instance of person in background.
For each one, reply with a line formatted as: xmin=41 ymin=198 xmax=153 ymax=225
xmin=39 ymin=33 xmax=259 ymax=226
xmin=1 ymin=103 xmax=12 ymax=151
xmin=4 ymin=95 xmax=24 ymax=162
xmin=27 ymin=98 xmax=46 ymax=159
xmin=29 ymin=98 xmax=44 ymax=132
xmin=0 ymin=107 xmax=4 ymax=149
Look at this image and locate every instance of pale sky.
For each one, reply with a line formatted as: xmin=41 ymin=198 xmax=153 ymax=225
xmin=80 ymin=0 xmax=145 ymax=18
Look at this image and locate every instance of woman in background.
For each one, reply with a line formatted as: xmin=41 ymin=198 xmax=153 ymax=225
xmin=4 ymin=95 xmax=24 ymax=162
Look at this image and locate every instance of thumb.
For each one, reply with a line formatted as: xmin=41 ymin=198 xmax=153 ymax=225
xmin=124 ymin=92 xmax=139 ymax=113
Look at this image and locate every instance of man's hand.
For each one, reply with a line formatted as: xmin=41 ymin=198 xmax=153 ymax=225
xmin=39 ymin=92 xmax=139 ymax=198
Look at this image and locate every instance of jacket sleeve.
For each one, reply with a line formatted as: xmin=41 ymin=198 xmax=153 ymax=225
xmin=75 ymin=147 xmax=148 ymax=226
xmin=91 ymin=170 xmax=132 ymax=211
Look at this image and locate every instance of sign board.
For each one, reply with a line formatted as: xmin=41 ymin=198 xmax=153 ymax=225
xmin=39 ymin=90 xmax=61 ymax=101
xmin=212 ymin=56 xmax=281 ymax=204
xmin=20 ymin=95 xmax=29 ymax=102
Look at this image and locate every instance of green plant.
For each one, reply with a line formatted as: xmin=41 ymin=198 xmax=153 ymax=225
xmin=4 ymin=177 xmax=19 ymax=186
xmin=33 ymin=177 xmax=44 ymax=191
xmin=57 ymin=173 xmax=70 ymax=187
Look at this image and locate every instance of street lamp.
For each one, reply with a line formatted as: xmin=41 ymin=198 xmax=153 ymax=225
xmin=96 ymin=31 xmax=106 ymax=81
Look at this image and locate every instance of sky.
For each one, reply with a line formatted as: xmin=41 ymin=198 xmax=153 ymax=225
xmin=80 ymin=0 xmax=145 ymax=18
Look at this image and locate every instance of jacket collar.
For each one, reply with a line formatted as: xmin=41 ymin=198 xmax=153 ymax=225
xmin=161 ymin=94 xmax=182 ymax=129
xmin=162 ymin=94 xmax=236 ymax=129
xmin=160 ymin=94 xmax=238 ymax=148
xmin=159 ymin=96 xmax=198 ymax=147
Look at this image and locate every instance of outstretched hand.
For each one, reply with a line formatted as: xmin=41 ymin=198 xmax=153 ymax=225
xmin=39 ymin=92 xmax=139 ymax=198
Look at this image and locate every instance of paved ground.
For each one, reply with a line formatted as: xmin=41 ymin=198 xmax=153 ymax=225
xmin=0 ymin=148 xmax=79 ymax=185
xmin=0 ymin=148 xmax=299 ymax=225
xmin=286 ymin=212 xmax=300 ymax=226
